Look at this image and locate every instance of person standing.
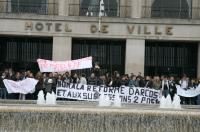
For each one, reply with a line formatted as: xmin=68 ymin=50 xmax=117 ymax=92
xmin=34 ymin=72 xmax=44 ymax=100
xmin=161 ymin=76 xmax=170 ymax=98
xmin=121 ymin=75 xmax=129 ymax=86
xmin=144 ymin=76 xmax=153 ymax=88
xmin=189 ymin=78 xmax=198 ymax=105
xmin=44 ymin=73 xmax=55 ymax=95
xmin=179 ymin=74 xmax=189 ymax=104
xmin=63 ymin=72 xmax=72 ymax=84
xmin=128 ymin=75 xmax=139 ymax=87
xmin=71 ymin=73 xmax=80 ymax=84
xmin=92 ymin=62 xmax=101 ymax=78
xmin=169 ymin=76 xmax=177 ymax=100
xmin=152 ymin=76 xmax=161 ymax=90
xmin=112 ymin=73 xmax=121 ymax=87
xmin=98 ymin=75 xmax=107 ymax=86
xmin=56 ymin=74 xmax=63 ymax=87
xmin=88 ymin=73 xmax=98 ymax=85
xmin=79 ymin=73 xmax=87 ymax=85
xmin=11 ymin=72 xmax=22 ymax=100
xmin=0 ymin=72 xmax=8 ymax=99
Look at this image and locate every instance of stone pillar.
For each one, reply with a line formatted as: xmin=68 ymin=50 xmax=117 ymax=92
xmin=119 ymin=0 xmax=131 ymax=17
xmin=53 ymin=37 xmax=72 ymax=61
xmin=58 ymin=0 xmax=69 ymax=16
xmin=192 ymin=0 xmax=200 ymax=19
xmin=47 ymin=0 xmax=58 ymax=15
xmin=131 ymin=0 xmax=142 ymax=18
xmin=141 ymin=0 xmax=155 ymax=18
xmin=0 ymin=0 xmax=10 ymax=12
xmin=125 ymin=39 xmax=145 ymax=75
xmin=65 ymin=0 xmax=80 ymax=16
xmin=197 ymin=43 xmax=200 ymax=78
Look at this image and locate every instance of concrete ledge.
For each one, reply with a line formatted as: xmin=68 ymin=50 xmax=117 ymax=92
xmin=1 ymin=14 xmax=200 ymax=25
xmin=0 ymin=101 xmax=199 ymax=132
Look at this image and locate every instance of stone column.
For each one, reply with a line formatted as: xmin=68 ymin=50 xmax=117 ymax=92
xmin=53 ymin=37 xmax=72 ymax=61
xmin=197 ymin=43 xmax=200 ymax=77
xmin=47 ymin=0 xmax=58 ymax=15
xmin=66 ymin=0 xmax=80 ymax=16
xmin=0 ymin=0 xmax=10 ymax=12
xmin=192 ymin=0 xmax=200 ymax=19
xmin=58 ymin=0 xmax=69 ymax=16
xmin=119 ymin=0 xmax=131 ymax=17
xmin=131 ymin=0 xmax=142 ymax=18
xmin=141 ymin=0 xmax=155 ymax=18
xmin=125 ymin=39 xmax=145 ymax=75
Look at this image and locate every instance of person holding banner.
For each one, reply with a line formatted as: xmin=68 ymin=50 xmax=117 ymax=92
xmin=98 ymin=75 xmax=106 ymax=86
xmin=121 ymin=75 xmax=129 ymax=86
xmin=79 ymin=74 xmax=87 ymax=85
xmin=92 ymin=62 xmax=101 ymax=78
xmin=56 ymin=74 xmax=63 ymax=87
xmin=179 ymin=74 xmax=189 ymax=104
xmin=71 ymin=73 xmax=80 ymax=84
xmin=189 ymin=78 xmax=198 ymax=105
xmin=128 ymin=75 xmax=139 ymax=87
xmin=12 ymin=72 xmax=22 ymax=100
xmin=144 ymin=76 xmax=153 ymax=88
xmin=152 ymin=76 xmax=161 ymax=90
xmin=88 ymin=73 xmax=98 ymax=85
xmin=63 ymin=72 xmax=72 ymax=84
xmin=112 ymin=73 xmax=121 ymax=87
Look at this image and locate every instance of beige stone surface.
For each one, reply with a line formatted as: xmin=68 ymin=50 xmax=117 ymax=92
xmin=0 ymin=0 xmax=200 ymax=75
xmin=192 ymin=0 xmax=200 ymax=19
xmin=198 ymin=43 xmax=200 ymax=78
xmin=1 ymin=17 xmax=200 ymax=41
xmin=125 ymin=39 xmax=145 ymax=75
xmin=58 ymin=0 xmax=69 ymax=16
xmin=131 ymin=0 xmax=142 ymax=18
xmin=53 ymin=36 xmax=71 ymax=61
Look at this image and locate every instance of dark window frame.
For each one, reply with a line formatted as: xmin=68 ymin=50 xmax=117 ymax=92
xmin=145 ymin=41 xmax=198 ymax=78
xmin=151 ymin=0 xmax=192 ymax=19
xmin=79 ymin=0 xmax=120 ymax=17
xmin=72 ymin=38 xmax=126 ymax=76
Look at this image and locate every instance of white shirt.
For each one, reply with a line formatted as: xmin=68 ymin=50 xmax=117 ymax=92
xmin=79 ymin=77 xmax=87 ymax=85
xmin=180 ymin=80 xmax=188 ymax=88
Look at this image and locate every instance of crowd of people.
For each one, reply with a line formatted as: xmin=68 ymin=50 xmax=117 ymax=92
xmin=0 ymin=65 xmax=200 ymax=105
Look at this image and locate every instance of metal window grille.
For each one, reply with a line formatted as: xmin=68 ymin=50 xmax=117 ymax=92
xmin=72 ymin=38 xmax=126 ymax=76
xmin=145 ymin=41 xmax=198 ymax=78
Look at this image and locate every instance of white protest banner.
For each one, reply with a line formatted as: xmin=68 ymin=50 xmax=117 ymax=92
xmin=176 ymin=85 xmax=200 ymax=97
xmin=37 ymin=57 xmax=92 ymax=72
xmin=3 ymin=78 xmax=38 ymax=94
xmin=56 ymin=83 xmax=160 ymax=104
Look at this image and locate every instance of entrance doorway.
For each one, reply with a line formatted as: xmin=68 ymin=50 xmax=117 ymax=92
xmin=145 ymin=41 xmax=198 ymax=77
xmin=72 ymin=38 xmax=126 ymax=76
xmin=0 ymin=36 xmax=53 ymax=73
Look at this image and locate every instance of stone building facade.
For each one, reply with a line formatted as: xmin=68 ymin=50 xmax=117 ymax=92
xmin=0 ymin=0 xmax=200 ymax=77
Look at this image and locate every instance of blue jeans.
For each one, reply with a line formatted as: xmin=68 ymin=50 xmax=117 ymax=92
xmin=0 ymin=88 xmax=8 ymax=99
xmin=162 ymin=90 xmax=169 ymax=98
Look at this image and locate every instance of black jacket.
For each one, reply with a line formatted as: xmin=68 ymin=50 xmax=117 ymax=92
xmin=112 ymin=77 xmax=121 ymax=87
xmin=0 ymin=77 xmax=5 ymax=88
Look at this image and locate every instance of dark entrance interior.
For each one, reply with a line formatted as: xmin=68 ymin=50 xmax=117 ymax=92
xmin=145 ymin=41 xmax=198 ymax=78
xmin=72 ymin=38 xmax=126 ymax=76
xmin=0 ymin=36 xmax=53 ymax=73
